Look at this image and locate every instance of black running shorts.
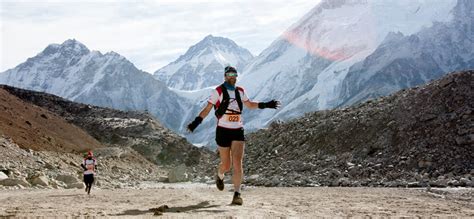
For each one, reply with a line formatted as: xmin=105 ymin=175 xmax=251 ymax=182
xmin=83 ymin=174 xmax=94 ymax=184
xmin=215 ymin=126 xmax=245 ymax=147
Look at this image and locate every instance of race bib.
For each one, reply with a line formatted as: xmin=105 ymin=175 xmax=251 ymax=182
xmin=225 ymin=114 xmax=241 ymax=122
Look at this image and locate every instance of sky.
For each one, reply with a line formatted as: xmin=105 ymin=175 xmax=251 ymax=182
xmin=0 ymin=0 xmax=321 ymax=73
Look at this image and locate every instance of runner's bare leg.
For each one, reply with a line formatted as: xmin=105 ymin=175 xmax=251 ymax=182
xmin=218 ymin=146 xmax=231 ymax=178
xmin=231 ymin=141 xmax=245 ymax=192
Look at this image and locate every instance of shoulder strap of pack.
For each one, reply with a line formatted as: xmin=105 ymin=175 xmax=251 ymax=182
xmin=214 ymin=85 xmax=226 ymax=109
xmin=215 ymin=84 xmax=230 ymax=118
xmin=235 ymin=87 xmax=243 ymax=112
xmin=221 ymin=84 xmax=230 ymax=102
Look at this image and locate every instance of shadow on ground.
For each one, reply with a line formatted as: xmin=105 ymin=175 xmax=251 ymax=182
xmin=112 ymin=201 xmax=223 ymax=216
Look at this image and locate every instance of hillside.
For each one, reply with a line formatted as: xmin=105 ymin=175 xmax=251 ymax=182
xmin=244 ymin=70 xmax=473 ymax=187
xmin=0 ymin=88 xmax=168 ymax=189
xmin=0 ymin=88 xmax=102 ymax=152
xmin=0 ymin=85 xmax=216 ymax=173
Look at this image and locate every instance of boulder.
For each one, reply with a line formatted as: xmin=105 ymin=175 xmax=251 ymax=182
xmin=56 ymin=174 xmax=80 ymax=184
xmin=0 ymin=171 xmax=8 ymax=180
xmin=430 ymin=179 xmax=448 ymax=188
xmin=29 ymin=175 xmax=49 ymax=186
xmin=0 ymin=178 xmax=30 ymax=187
xmin=245 ymin=174 xmax=260 ymax=183
xmin=67 ymin=182 xmax=85 ymax=189
xmin=168 ymin=165 xmax=189 ymax=183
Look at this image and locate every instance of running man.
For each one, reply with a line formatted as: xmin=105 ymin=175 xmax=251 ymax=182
xmin=187 ymin=66 xmax=280 ymax=205
xmin=81 ymin=151 xmax=97 ymax=195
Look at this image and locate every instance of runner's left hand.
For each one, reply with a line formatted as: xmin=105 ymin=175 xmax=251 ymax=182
xmin=259 ymin=100 xmax=281 ymax=109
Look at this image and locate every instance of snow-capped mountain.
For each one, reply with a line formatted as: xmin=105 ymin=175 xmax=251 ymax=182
xmin=0 ymin=39 xmax=187 ymax=131
xmin=238 ymin=0 xmax=469 ymax=130
xmin=153 ymin=35 xmax=253 ymax=90
xmin=337 ymin=0 xmax=474 ymax=107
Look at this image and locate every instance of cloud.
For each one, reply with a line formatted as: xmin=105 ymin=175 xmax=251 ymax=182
xmin=0 ymin=0 xmax=320 ymax=73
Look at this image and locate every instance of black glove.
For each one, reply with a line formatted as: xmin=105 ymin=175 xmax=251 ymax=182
xmin=258 ymin=100 xmax=280 ymax=109
xmin=187 ymin=116 xmax=203 ymax=132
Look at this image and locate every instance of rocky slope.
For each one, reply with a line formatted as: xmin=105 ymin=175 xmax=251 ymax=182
xmin=0 ymin=87 xmax=168 ymax=189
xmin=0 ymin=136 xmax=168 ymax=190
xmin=244 ymin=70 xmax=473 ymax=187
xmin=0 ymin=88 xmax=102 ymax=152
xmin=0 ymin=85 xmax=216 ymax=170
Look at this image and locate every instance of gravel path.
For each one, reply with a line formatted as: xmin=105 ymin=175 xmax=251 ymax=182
xmin=0 ymin=185 xmax=472 ymax=218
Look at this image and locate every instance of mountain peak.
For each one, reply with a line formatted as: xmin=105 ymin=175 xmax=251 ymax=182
xmin=60 ymin=39 xmax=89 ymax=53
xmin=203 ymin=34 xmax=215 ymax=40
xmin=39 ymin=39 xmax=90 ymax=57
xmin=196 ymin=34 xmax=237 ymax=48
xmin=169 ymin=35 xmax=252 ymax=65
xmin=153 ymin=34 xmax=253 ymax=90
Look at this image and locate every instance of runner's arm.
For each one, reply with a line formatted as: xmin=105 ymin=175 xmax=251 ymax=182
xmin=187 ymin=102 xmax=213 ymax=132
xmin=198 ymin=102 xmax=214 ymax=118
xmin=243 ymin=100 xmax=259 ymax=109
xmin=80 ymin=163 xmax=87 ymax=171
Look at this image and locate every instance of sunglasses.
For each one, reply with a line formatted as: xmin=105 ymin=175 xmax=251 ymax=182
xmin=225 ymin=72 xmax=238 ymax=77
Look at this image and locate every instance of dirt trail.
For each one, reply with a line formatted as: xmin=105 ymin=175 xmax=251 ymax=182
xmin=0 ymin=185 xmax=472 ymax=218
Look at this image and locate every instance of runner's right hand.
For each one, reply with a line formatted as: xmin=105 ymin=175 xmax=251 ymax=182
xmin=187 ymin=116 xmax=203 ymax=132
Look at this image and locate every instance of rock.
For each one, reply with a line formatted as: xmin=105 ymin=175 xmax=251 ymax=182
xmin=348 ymin=167 xmax=360 ymax=177
xmin=50 ymin=179 xmax=67 ymax=188
xmin=407 ymin=182 xmax=420 ymax=187
xmin=67 ymin=182 xmax=85 ymax=189
xmin=270 ymin=176 xmax=280 ymax=186
xmin=56 ymin=174 xmax=80 ymax=184
xmin=418 ymin=160 xmax=432 ymax=168
xmin=447 ymin=179 xmax=459 ymax=187
xmin=0 ymin=178 xmax=30 ymax=187
xmin=44 ymin=162 xmax=55 ymax=169
xmin=29 ymin=175 xmax=49 ymax=186
xmin=246 ymin=174 xmax=260 ymax=183
xmin=338 ymin=177 xmax=351 ymax=186
xmin=168 ymin=165 xmax=189 ymax=183
xmin=95 ymin=177 xmax=102 ymax=187
xmin=0 ymin=171 xmax=8 ymax=180
xmin=459 ymin=178 xmax=470 ymax=186
xmin=11 ymin=169 xmax=21 ymax=177
xmin=330 ymin=169 xmax=341 ymax=178
xmin=430 ymin=180 xmax=448 ymax=188
xmin=158 ymin=176 xmax=168 ymax=182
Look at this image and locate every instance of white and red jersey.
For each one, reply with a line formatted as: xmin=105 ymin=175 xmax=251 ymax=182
xmin=83 ymin=158 xmax=96 ymax=175
xmin=208 ymin=86 xmax=249 ymax=129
